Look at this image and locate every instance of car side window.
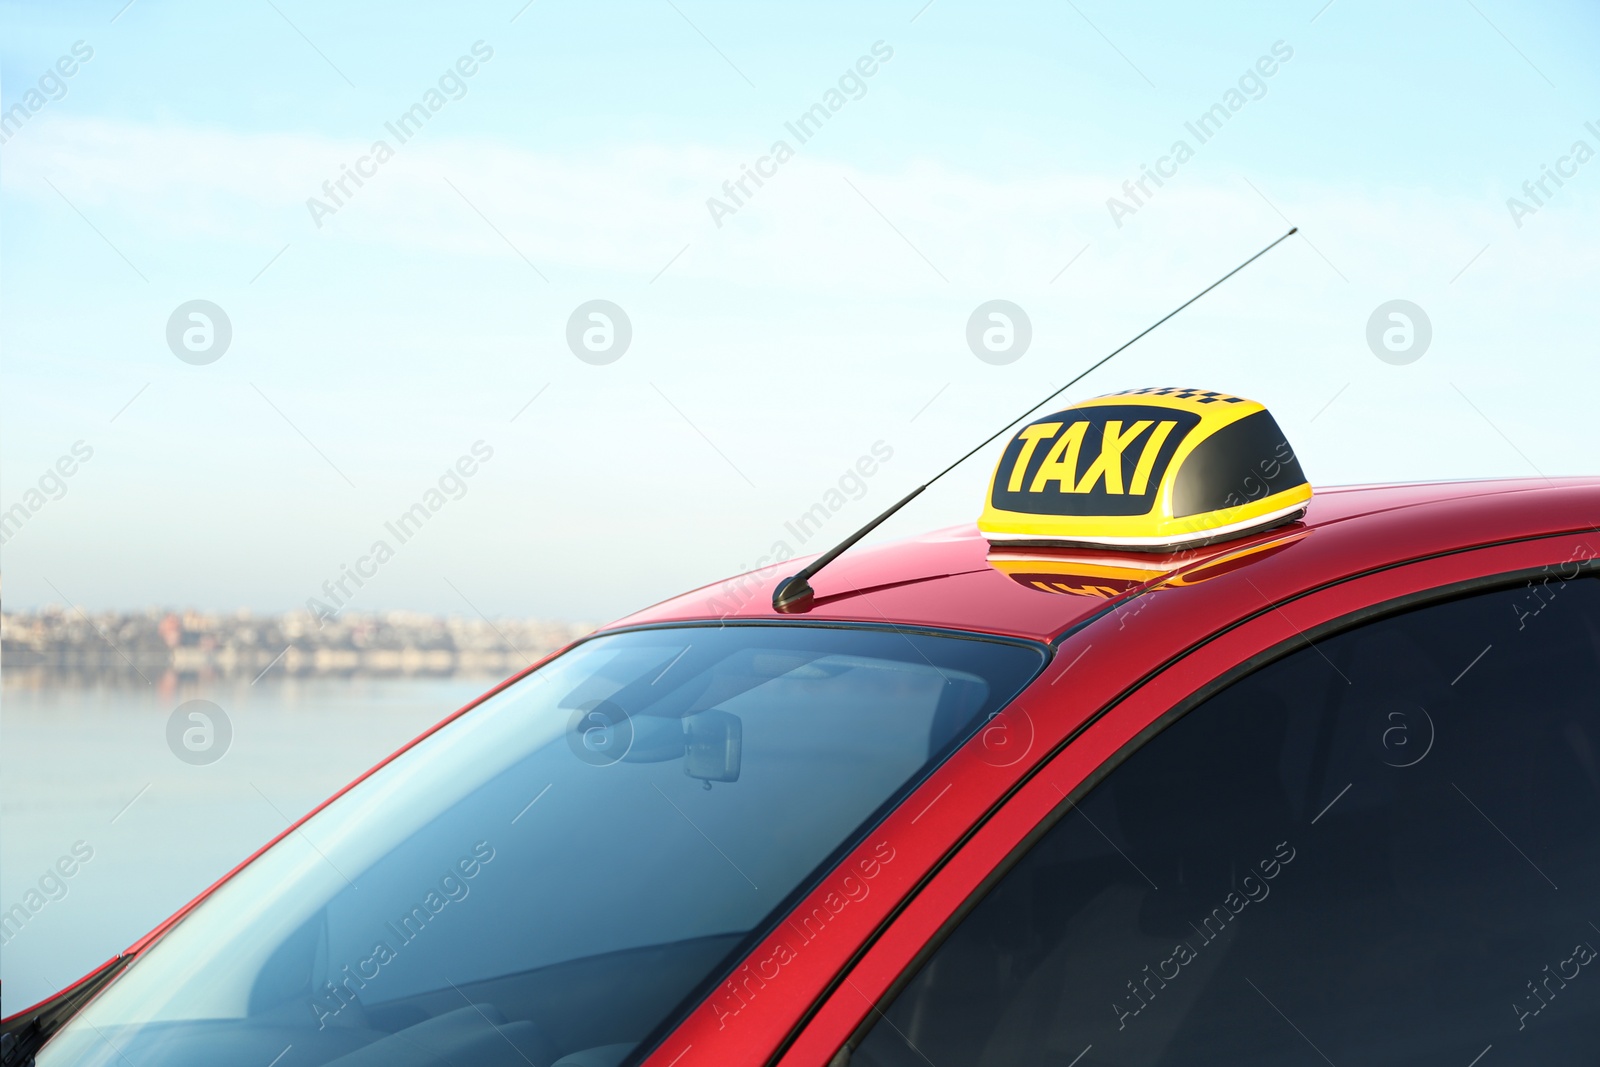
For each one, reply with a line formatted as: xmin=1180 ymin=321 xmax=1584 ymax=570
xmin=851 ymin=573 xmax=1600 ymax=1067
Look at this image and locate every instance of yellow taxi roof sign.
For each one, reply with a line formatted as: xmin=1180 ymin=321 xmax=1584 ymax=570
xmin=977 ymin=387 xmax=1311 ymax=550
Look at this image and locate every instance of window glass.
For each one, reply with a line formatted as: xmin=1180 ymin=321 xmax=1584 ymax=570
xmin=40 ymin=625 xmax=1044 ymax=1067
xmin=854 ymin=574 xmax=1600 ymax=1067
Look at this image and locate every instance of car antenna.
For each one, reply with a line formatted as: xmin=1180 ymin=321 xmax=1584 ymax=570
xmin=772 ymin=226 xmax=1300 ymax=612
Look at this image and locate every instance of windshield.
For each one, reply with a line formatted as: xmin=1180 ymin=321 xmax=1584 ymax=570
xmin=40 ymin=624 xmax=1044 ymax=1067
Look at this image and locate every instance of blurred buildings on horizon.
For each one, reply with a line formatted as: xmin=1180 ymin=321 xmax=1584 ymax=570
xmin=1 ymin=606 xmax=594 ymax=685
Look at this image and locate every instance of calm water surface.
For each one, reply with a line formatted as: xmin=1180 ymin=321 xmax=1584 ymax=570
xmin=0 ymin=674 xmax=492 ymax=1012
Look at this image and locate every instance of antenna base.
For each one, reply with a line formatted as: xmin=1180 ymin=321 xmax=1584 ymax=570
xmin=772 ymin=575 xmax=815 ymax=613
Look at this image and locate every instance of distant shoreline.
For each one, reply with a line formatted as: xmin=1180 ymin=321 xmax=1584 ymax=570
xmin=2 ymin=608 xmax=594 ymax=684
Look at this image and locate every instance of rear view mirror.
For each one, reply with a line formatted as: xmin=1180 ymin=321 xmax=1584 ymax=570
xmin=683 ymin=709 xmax=741 ymax=786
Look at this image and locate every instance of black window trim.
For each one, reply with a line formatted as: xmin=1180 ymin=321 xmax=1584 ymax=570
xmin=588 ymin=616 xmax=1054 ymax=658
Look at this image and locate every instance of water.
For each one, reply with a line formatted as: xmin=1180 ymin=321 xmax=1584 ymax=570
xmin=0 ymin=674 xmax=493 ymax=1013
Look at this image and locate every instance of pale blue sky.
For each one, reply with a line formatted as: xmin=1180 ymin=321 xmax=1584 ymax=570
xmin=3 ymin=0 xmax=1597 ymax=622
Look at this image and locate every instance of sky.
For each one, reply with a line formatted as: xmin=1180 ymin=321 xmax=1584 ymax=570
xmin=2 ymin=0 xmax=1597 ymax=625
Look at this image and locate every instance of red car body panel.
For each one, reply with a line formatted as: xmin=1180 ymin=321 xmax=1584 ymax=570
xmin=8 ymin=477 xmax=1599 ymax=1064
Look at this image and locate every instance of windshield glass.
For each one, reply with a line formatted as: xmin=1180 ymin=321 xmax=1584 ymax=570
xmin=41 ymin=624 xmax=1044 ymax=1067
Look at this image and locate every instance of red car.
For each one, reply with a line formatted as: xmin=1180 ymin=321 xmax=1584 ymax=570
xmin=5 ymin=391 xmax=1599 ymax=1067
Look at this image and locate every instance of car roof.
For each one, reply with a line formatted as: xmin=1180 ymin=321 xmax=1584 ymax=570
xmin=610 ymin=478 xmax=1600 ymax=643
